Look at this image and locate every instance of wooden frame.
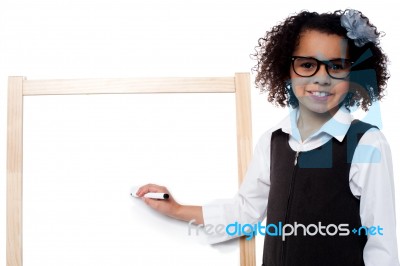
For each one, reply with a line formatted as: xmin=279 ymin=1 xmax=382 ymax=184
xmin=6 ymin=73 xmax=254 ymax=266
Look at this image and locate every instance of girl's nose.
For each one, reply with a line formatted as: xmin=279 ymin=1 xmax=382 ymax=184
xmin=312 ymin=65 xmax=331 ymax=85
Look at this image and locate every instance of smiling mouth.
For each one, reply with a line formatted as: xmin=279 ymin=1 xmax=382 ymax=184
xmin=307 ymin=91 xmax=332 ymax=97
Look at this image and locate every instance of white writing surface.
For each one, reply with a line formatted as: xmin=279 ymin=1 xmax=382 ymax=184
xmin=23 ymin=93 xmax=239 ymax=266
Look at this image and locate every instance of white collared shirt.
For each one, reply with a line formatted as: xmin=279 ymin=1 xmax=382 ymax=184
xmin=202 ymin=106 xmax=400 ymax=265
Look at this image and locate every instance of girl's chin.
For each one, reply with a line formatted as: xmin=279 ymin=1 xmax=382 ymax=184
xmin=303 ymin=105 xmax=340 ymax=115
xmin=298 ymin=100 xmax=341 ymax=114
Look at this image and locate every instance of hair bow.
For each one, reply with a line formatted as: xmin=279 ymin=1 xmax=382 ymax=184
xmin=340 ymin=9 xmax=379 ymax=47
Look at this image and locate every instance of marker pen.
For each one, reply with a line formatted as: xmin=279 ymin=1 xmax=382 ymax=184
xmin=130 ymin=192 xmax=169 ymax=200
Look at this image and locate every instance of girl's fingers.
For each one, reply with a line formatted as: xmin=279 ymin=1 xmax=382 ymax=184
xmin=143 ymin=197 xmax=161 ymax=209
xmin=136 ymin=184 xmax=180 ymax=217
xmin=142 ymin=194 xmax=179 ymax=218
xmin=136 ymin=184 xmax=169 ymax=197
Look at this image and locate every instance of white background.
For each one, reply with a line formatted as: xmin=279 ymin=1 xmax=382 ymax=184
xmin=1 ymin=0 xmax=399 ymax=265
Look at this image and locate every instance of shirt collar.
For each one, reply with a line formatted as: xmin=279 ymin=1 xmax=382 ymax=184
xmin=276 ymin=105 xmax=353 ymax=143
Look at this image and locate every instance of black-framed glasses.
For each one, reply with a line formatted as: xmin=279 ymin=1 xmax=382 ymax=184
xmin=291 ymin=56 xmax=353 ymax=79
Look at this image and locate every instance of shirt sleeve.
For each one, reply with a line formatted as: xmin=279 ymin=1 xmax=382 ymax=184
xmin=349 ymin=128 xmax=400 ymax=265
xmin=202 ymin=131 xmax=272 ymax=244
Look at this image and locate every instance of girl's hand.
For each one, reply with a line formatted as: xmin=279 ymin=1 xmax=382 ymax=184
xmin=136 ymin=183 xmax=181 ymax=219
xmin=136 ymin=183 xmax=204 ymax=224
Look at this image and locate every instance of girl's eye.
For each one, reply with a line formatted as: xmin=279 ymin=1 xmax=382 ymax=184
xmin=300 ymin=62 xmax=316 ymax=69
xmin=330 ymin=64 xmax=344 ymax=70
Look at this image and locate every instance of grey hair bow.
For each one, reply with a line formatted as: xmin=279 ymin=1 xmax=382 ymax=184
xmin=340 ymin=9 xmax=379 ymax=47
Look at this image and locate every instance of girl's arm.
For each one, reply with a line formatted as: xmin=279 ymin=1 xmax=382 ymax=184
xmin=137 ymin=130 xmax=273 ymax=243
xmin=351 ymin=128 xmax=400 ymax=265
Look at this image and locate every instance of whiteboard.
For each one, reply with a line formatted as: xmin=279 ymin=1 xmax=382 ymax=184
xmin=22 ymin=93 xmax=240 ymax=265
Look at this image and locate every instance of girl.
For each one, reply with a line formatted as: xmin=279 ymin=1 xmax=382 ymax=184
xmin=136 ymin=9 xmax=399 ymax=265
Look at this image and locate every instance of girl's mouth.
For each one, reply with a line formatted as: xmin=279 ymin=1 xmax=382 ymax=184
xmin=307 ymin=91 xmax=332 ymax=101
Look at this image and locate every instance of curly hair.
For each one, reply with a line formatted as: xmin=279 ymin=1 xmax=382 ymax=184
xmin=252 ymin=9 xmax=389 ymax=111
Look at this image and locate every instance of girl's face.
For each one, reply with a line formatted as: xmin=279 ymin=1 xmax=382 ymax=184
xmin=290 ymin=30 xmax=350 ymax=115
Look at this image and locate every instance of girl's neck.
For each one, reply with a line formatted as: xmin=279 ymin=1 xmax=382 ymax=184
xmin=297 ymin=106 xmax=339 ymax=141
